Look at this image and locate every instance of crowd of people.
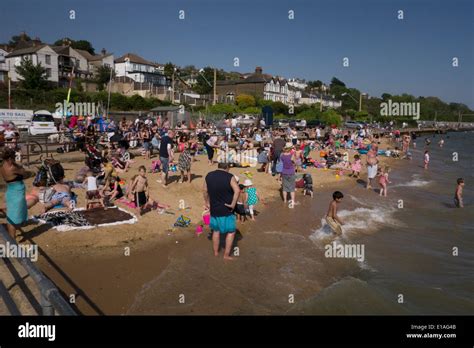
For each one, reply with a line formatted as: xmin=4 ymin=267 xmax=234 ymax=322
xmin=0 ymin=114 xmax=464 ymax=261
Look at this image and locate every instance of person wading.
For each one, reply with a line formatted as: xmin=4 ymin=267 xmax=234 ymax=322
xmin=203 ymin=162 xmax=240 ymax=260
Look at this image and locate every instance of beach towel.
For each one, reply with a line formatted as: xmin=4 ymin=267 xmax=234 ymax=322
xmin=32 ymin=207 xmax=137 ymax=232
xmin=5 ymin=181 xmax=28 ymax=225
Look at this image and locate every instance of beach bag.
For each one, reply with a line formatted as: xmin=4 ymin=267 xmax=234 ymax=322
xmin=33 ymin=166 xmax=48 ymax=187
xmin=174 ymin=215 xmax=191 ymax=227
xmin=295 ymin=178 xmax=305 ymax=189
xmin=276 ymin=159 xmax=283 ymax=173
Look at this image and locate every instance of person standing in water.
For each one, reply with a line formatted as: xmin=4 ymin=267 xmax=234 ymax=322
xmin=366 ymin=147 xmax=378 ymax=190
xmin=326 ymin=191 xmax=344 ymax=235
xmin=0 ymin=148 xmax=28 ymax=239
xmin=454 ymin=178 xmax=464 ymax=208
xmin=203 ymin=162 xmax=240 ymax=260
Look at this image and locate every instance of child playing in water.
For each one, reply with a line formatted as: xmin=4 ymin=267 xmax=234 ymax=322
xmin=454 ymin=178 xmax=464 ymax=208
xmin=326 ymin=191 xmax=344 ymax=235
xmin=378 ymin=166 xmax=392 ymax=197
xmin=424 ymin=150 xmax=430 ymax=170
xmin=130 ymin=166 xmax=152 ymax=216
xmin=244 ymin=179 xmax=261 ymax=221
xmin=350 ymin=154 xmax=361 ymax=178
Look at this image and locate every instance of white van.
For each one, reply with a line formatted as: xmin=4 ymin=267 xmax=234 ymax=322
xmin=29 ymin=110 xmax=57 ymax=136
xmin=0 ymin=109 xmax=33 ymax=129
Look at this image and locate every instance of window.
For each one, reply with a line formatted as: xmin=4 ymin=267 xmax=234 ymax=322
xmin=45 ymin=68 xmax=51 ymax=78
xmin=45 ymin=54 xmax=51 ymax=65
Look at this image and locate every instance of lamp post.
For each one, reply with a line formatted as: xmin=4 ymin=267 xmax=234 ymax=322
xmin=198 ymin=68 xmax=215 ymax=105
xmin=342 ymin=92 xmax=366 ymax=112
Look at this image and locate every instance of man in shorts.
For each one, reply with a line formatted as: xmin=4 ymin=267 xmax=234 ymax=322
xmin=203 ymin=162 xmax=240 ymax=260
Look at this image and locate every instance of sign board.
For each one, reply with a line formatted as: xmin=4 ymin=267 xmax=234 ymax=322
xmin=0 ymin=109 xmax=33 ymax=129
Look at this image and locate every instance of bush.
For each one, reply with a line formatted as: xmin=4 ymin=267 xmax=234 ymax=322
xmin=235 ymin=94 xmax=256 ymax=109
xmin=320 ymin=109 xmax=342 ymax=126
xmin=241 ymin=106 xmax=261 ymax=114
xmin=208 ymin=103 xmax=235 ymax=114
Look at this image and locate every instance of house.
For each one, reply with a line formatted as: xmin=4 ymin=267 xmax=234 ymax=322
xmin=6 ymin=44 xmax=59 ymax=83
xmin=288 ymin=78 xmax=307 ymax=90
xmin=114 ymin=53 xmax=167 ymax=87
xmin=75 ymin=48 xmax=114 ymax=77
xmin=216 ymin=67 xmax=292 ymax=105
xmin=51 ymin=46 xmax=93 ymax=87
xmin=0 ymin=48 xmax=10 ymax=83
xmin=298 ymin=92 xmax=342 ymax=108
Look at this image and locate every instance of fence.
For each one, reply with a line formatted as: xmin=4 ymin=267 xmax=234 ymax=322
xmin=0 ymin=226 xmax=76 ymax=316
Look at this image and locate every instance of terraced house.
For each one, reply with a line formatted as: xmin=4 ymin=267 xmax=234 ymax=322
xmin=216 ymin=67 xmax=292 ymax=105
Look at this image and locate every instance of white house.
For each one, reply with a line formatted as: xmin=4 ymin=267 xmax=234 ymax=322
xmin=0 ymin=48 xmax=9 ymax=83
xmin=298 ymin=92 xmax=342 ymax=108
xmin=288 ymin=78 xmax=307 ymax=90
xmin=6 ymin=44 xmax=59 ymax=83
xmin=114 ymin=53 xmax=167 ymax=86
xmin=263 ymin=77 xmax=289 ymax=104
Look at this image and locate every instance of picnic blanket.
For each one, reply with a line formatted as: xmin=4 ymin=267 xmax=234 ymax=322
xmin=32 ymin=207 xmax=137 ymax=232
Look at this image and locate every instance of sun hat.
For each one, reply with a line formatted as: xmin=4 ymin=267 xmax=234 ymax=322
xmin=284 ymin=142 xmax=293 ymax=150
xmin=243 ymin=179 xmax=253 ymax=187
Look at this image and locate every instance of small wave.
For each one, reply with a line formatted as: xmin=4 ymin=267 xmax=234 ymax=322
xmin=310 ymin=206 xmax=398 ymax=242
xmin=393 ymin=174 xmax=431 ymax=188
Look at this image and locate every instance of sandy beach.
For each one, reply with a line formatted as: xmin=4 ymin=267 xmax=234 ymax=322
xmin=0 ymin=138 xmax=400 ymax=315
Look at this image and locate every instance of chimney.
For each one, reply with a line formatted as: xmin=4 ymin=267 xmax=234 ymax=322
xmin=101 ymin=48 xmax=106 ymax=56
xmin=255 ymin=66 xmax=262 ymax=74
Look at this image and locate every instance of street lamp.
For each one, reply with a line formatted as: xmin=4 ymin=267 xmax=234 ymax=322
xmin=342 ymin=92 xmax=367 ymax=112
xmin=198 ymin=68 xmax=216 ymax=105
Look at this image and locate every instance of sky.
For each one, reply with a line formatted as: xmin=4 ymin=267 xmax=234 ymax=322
xmin=1 ymin=0 xmax=473 ymax=108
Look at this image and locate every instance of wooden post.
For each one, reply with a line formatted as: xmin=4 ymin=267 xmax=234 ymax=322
xmin=213 ymin=68 xmax=217 ymax=105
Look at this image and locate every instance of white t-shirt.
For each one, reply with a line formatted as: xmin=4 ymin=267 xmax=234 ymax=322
xmin=87 ymin=176 xmax=98 ymax=191
xmin=316 ymin=128 xmax=321 ymax=138
xmin=231 ymin=118 xmax=237 ymax=128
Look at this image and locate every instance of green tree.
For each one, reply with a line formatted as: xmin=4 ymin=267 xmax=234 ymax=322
xmin=236 ymin=94 xmax=256 ymax=109
xmin=164 ymin=62 xmax=175 ymax=78
xmin=53 ymin=38 xmax=95 ymax=54
xmin=15 ymin=57 xmax=48 ymax=90
xmin=330 ymin=77 xmax=346 ymax=89
xmin=9 ymin=33 xmax=32 ymax=47
xmin=320 ymin=109 xmax=342 ymax=126
xmin=208 ymin=103 xmax=235 ymax=114
xmin=192 ymin=67 xmax=225 ymax=95
xmin=271 ymin=101 xmax=288 ymax=115
xmin=96 ymin=65 xmax=113 ymax=91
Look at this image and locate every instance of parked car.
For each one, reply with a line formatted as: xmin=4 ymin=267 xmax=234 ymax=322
xmin=344 ymin=121 xmax=365 ymax=129
xmin=29 ymin=110 xmax=57 ymax=136
xmin=307 ymin=120 xmax=325 ymax=128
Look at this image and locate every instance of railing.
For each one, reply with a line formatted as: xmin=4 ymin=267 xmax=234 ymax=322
xmin=0 ymin=227 xmax=76 ymax=316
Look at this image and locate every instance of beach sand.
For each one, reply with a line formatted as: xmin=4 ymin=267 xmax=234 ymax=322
xmin=0 ymin=138 xmax=398 ymax=314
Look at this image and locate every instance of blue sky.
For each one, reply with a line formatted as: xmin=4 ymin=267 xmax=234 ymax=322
xmin=1 ymin=0 xmax=473 ymax=108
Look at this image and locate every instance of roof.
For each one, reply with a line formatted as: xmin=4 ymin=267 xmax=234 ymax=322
xmin=115 ymin=53 xmax=161 ymax=67
xmin=51 ymin=46 xmax=70 ymax=56
xmin=6 ymin=44 xmax=49 ymax=58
